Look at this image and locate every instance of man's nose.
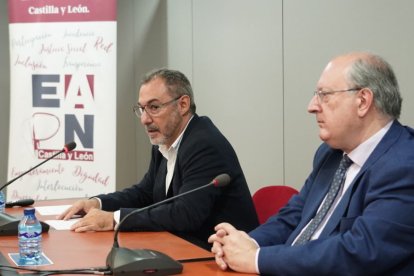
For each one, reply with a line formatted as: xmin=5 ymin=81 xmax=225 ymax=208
xmin=307 ymin=95 xmax=320 ymax=114
xmin=140 ymin=110 xmax=152 ymax=124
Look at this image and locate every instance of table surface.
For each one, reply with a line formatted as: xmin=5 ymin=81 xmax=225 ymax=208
xmin=0 ymin=198 xmax=252 ymax=275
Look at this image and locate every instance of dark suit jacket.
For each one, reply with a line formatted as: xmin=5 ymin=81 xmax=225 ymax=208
xmin=250 ymin=120 xmax=414 ymax=275
xmin=97 ymin=114 xmax=259 ymax=249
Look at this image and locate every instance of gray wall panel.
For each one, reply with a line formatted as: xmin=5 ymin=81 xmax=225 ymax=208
xmin=284 ymin=0 xmax=414 ymax=189
xmin=191 ymin=0 xmax=284 ymax=192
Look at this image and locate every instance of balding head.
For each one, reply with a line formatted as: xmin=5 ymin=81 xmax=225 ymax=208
xmin=335 ymin=52 xmax=402 ymax=119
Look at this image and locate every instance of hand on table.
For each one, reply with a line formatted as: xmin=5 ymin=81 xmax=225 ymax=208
xmin=208 ymin=222 xmax=258 ymax=274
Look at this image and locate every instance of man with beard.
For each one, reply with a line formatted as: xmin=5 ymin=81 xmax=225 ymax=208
xmin=58 ymin=68 xmax=259 ymax=249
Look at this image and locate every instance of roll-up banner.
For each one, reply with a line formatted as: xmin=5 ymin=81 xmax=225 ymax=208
xmin=7 ymin=0 xmax=117 ymax=200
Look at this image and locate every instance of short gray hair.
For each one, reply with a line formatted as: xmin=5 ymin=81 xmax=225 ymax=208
xmin=347 ymin=54 xmax=402 ymax=119
xmin=141 ymin=68 xmax=196 ymax=114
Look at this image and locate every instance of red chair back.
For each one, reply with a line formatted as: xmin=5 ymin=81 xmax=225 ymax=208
xmin=252 ymin=185 xmax=299 ymax=224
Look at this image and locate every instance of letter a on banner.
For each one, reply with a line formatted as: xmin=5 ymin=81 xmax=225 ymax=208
xmin=7 ymin=0 xmax=117 ymax=200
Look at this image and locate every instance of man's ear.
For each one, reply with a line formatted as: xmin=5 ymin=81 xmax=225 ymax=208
xmin=357 ymin=88 xmax=374 ymax=117
xmin=178 ymin=95 xmax=191 ymax=115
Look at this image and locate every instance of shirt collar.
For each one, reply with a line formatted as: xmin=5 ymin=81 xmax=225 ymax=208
xmin=347 ymin=120 xmax=393 ymax=168
xmin=158 ymin=115 xmax=194 ymax=159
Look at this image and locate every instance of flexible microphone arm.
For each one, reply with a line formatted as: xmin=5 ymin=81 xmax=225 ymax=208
xmin=112 ymin=173 xmax=231 ymax=248
xmin=0 ymin=141 xmax=77 ymax=191
xmin=106 ymin=173 xmax=231 ymax=275
xmin=0 ymin=141 xmax=76 ymax=237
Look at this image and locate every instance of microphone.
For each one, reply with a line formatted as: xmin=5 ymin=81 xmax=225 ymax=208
xmin=0 ymin=141 xmax=76 ymax=191
xmin=5 ymin=198 xmax=35 ymax=208
xmin=106 ymin=173 xmax=231 ymax=276
xmin=0 ymin=142 xmax=76 ymax=236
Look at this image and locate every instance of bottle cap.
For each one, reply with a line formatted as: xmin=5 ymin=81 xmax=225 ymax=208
xmin=23 ymin=207 xmax=35 ymax=215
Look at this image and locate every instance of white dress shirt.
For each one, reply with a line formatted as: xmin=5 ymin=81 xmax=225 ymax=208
xmin=112 ymin=115 xmax=194 ymax=225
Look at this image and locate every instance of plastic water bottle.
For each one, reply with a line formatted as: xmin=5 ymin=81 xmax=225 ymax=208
xmin=18 ymin=208 xmax=42 ymax=264
xmin=0 ymin=190 xmax=5 ymax=213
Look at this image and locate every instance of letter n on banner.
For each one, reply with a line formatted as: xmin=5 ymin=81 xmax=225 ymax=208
xmin=7 ymin=0 xmax=117 ymax=200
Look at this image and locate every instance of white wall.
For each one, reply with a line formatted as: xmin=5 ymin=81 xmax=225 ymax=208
xmin=1 ymin=0 xmax=414 ymax=195
xmin=165 ymin=0 xmax=414 ymax=193
xmin=0 ymin=0 xmax=10 ymax=187
xmin=191 ymin=0 xmax=285 ymax=190
xmin=283 ymin=0 xmax=414 ymax=189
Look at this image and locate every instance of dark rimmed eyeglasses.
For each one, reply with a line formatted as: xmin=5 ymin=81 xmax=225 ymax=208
xmin=133 ymin=96 xmax=181 ymax=117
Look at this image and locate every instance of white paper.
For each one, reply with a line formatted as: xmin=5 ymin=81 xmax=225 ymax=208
xmin=35 ymin=205 xmax=72 ymax=216
xmin=45 ymin=218 xmax=80 ymax=230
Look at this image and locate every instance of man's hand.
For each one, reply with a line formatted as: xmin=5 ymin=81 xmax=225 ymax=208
xmin=209 ymin=228 xmax=229 ymax=270
xmin=70 ymin=208 xmax=115 ymax=232
xmin=57 ymin=198 xmax=100 ymax=220
xmin=208 ymin=222 xmax=258 ymax=274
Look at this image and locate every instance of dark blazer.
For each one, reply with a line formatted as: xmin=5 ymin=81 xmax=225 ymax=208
xmin=97 ymin=114 xmax=259 ymax=249
xmin=250 ymin=120 xmax=414 ymax=275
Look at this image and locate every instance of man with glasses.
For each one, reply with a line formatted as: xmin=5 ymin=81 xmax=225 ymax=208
xmin=58 ymin=68 xmax=259 ymax=249
xmin=208 ymin=52 xmax=414 ymax=274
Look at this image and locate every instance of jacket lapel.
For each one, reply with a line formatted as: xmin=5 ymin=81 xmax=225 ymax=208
xmin=320 ymin=120 xmax=403 ymax=237
xmin=154 ymin=157 xmax=168 ymax=202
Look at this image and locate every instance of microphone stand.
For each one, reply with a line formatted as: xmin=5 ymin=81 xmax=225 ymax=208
xmin=1 ymin=147 xmax=67 ymax=191
xmin=0 ymin=142 xmax=76 ymax=236
xmin=106 ymin=174 xmax=230 ymax=276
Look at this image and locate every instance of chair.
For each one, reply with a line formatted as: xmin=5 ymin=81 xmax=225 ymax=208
xmin=252 ymin=185 xmax=299 ymax=224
